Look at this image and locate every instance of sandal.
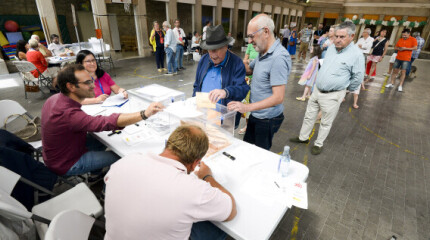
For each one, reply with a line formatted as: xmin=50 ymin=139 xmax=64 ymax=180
xmin=296 ymin=97 xmax=306 ymax=102
xmin=238 ymin=127 xmax=247 ymax=135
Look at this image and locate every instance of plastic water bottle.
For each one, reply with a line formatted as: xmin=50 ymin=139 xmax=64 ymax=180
xmin=278 ymin=146 xmax=291 ymax=177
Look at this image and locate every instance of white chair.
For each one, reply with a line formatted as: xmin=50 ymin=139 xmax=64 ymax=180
xmin=0 ymin=166 xmax=103 ymax=240
xmin=12 ymin=61 xmax=52 ymax=99
xmin=44 ymin=210 xmax=96 ymax=240
xmin=0 ymin=100 xmax=42 ymax=152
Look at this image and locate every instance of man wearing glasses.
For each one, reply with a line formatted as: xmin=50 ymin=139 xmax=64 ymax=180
xmin=290 ymin=21 xmax=364 ymax=155
xmin=228 ymin=14 xmax=291 ymax=150
xmin=41 ymin=64 xmax=164 ymax=176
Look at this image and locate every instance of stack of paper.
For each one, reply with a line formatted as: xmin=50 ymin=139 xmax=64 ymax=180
xmin=102 ymin=94 xmax=129 ymax=107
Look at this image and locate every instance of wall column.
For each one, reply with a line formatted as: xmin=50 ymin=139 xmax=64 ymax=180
xmin=317 ymin=12 xmax=325 ymax=26
xmin=195 ymin=0 xmax=202 ymax=34
xmin=375 ymin=15 xmax=385 ymax=35
xmin=279 ymin=7 xmax=285 ymax=31
xmin=168 ymin=0 xmax=178 ymax=25
xmin=35 ymin=0 xmax=61 ymax=44
xmin=216 ymin=0 xmax=222 ymax=25
xmin=422 ymin=17 xmax=430 ymax=50
xmin=90 ymin=0 xmax=112 ymax=46
xmin=286 ymin=9 xmax=291 ymax=27
xmin=134 ymin=0 xmax=151 ymax=57
xmin=261 ymin=3 xmax=265 ymax=14
xmin=246 ymin=1 xmax=253 ymax=27
xmin=231 ymin=0 xmax=240 ymax=39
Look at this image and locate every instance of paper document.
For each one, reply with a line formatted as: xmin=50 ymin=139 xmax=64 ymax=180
xmin=102 ymin=94 xmax=129 ymax=107
xmin=164 ymin=102 xmax=203 ymax=118
xmin=81 ymin=104 xmax=106 ymax=116
xmin=196 ymin=92 xmax=215 ymax=109
xmin=137 ymin=84 xmax=174 ymax=98
xmin=290 ymin=182 xmax=308 ymax=209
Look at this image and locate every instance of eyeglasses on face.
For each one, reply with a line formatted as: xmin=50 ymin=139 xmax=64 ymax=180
xmin=76 ymin=79 xmax=95 ymax=86
xmin=247 ymin=27 xmax=266 ymax=39
xmin=83 ymin=59 xmax=97 ymax=64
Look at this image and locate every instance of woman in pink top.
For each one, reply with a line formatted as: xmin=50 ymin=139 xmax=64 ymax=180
xmin=76 ymin=50 xmax=128 ymax=104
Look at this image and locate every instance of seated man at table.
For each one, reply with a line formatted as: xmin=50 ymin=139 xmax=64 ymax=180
xmin=26 ymin=39 xmax=60 ymax=92
xmin=193 ymin=25 xmax=249 ymax=127
xmin=48 ymin=34 xmax=74 ymax=57
xmin=41 ymin=64 xmax=163 ymax=176
xmin=104 ymin=124 xmax=236 ymax=240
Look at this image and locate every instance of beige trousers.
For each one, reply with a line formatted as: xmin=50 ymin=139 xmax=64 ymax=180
xmin=299 ymin=88 xmax=346 ymax=147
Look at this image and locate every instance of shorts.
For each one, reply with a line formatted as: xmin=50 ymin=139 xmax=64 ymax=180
xmin=299 ymin=42 xmax=308 ymax=52
xmin=389 ymin=53 xmax=397 ymax=63
xmin=367 ymin=55 xmax=383 ymax=62
xmin=393 ymin=59 xmax=410 ymax=70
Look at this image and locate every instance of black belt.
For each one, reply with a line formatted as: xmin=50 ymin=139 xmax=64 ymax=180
xmin=318 ymin=89 xmax=341 ymax=94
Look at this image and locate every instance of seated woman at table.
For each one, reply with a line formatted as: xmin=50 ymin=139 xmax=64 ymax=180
xmin=76 ymin=50 xmax=128 ymax=105
xmin=15 ymin=40 xmax=29 ymax=60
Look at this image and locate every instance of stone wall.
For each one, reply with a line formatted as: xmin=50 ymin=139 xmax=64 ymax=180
xmin=106 ymin=3 xmax=136 ymax=37
xmin=145 ymin=0 xmax=166 ymax=37
xmin=177 ymin=3 xmax=193 ymax=37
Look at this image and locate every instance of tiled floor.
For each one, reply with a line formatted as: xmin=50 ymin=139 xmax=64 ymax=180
xmin=1 ymin=49 xmax=429 ymax=240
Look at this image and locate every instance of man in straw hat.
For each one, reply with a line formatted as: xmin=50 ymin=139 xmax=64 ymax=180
xmin=193 ymin=24 xmax=249 ymax=127
xmin=228 ymin=14 xmax=292 ymax=150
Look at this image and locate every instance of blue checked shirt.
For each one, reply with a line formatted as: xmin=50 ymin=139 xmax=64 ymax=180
xmin=316 ymin=42 xmax=364 ymax=92
xmin=412 ymin=36 xmax=425 ymax=59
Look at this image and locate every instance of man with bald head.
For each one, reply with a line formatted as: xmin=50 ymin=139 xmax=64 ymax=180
xmin=228 ymin=14 xmax=291 ymax=150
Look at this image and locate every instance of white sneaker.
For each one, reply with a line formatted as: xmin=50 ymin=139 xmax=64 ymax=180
xmin=385 ymin=83 xmax=394 ymax=88
xmin=383 ymin=73 xmax=390 ymax=76
xmin=398 ymin=86 xmax=403 ymax=92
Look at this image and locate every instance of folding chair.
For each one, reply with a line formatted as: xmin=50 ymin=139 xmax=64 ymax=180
xmin=12 ymin=61 xmax=53 ymax=99
xmin=0 ymin=100 xmax=42 ymax=157
xmin=0 ymin=166 xmax=103 ymax=240
xmin=45 ymin=209 xmax=104 ymax=240
xmin=183 ymin=44 xmax=194 ymax=64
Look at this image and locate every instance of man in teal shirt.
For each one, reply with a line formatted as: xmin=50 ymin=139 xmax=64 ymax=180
xmin=290 ymin=21 xmax=364 ymax=155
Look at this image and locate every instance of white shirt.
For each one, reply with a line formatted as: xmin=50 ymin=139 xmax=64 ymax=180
xmin=191 ymin=36 xmax=200 ymax=48
xmin=356 ymin=36 xmax=374 ymax=54
xmin=104 ymin=152 xmax=232 ymax=240
xmin=48 ymin=43 xmax=65 ymax=56
xmin=228 ymin=37 xmax=235 ymax=46
xmin=202 ymin=26 xmax=208 ymax=40
xmin=173 ymin=27 xmax=186 ymax=45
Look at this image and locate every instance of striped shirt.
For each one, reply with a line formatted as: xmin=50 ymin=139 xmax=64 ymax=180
xmin=316 ymin=42 xmax=364 ymax=92
xmin=412 ymin=36 xmax=425 ymax=59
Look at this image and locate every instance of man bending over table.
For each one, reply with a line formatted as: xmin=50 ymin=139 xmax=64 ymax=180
xmin=41 ymin=64 xmax=163 ymax=176
xmin=104 ymin=124 xmax=237 ymax=240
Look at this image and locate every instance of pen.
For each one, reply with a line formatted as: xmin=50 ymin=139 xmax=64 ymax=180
xmin=274 ymin=181 xmax=280 ymax=188
xmin=222 ymin=152 xmax=235 ymax=160
xmin=108 ymin=130 xmax=121 ymax=136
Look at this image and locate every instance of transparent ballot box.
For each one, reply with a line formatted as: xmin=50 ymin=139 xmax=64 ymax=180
xmin=128 ymin=84 xmax=186 ymax=106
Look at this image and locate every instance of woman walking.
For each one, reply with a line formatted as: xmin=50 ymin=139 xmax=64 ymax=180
xmin=365 ymin=28 xmax=389 ymax=81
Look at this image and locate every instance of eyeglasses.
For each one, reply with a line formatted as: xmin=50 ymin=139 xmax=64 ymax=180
xmin=76 ymin=79 xmax=95 ymax=86
xmin=83 ymin=59 xmax=97 ymax=64
xmin=247 ymin=27 xmax=265 ymax=39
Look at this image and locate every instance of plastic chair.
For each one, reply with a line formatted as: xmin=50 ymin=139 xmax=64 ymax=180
xmin=12 ymin=61 xmax=52 ymax=99
xmin=44 ymin=210 xmax=96 ymax=240
xmin=0 ymin=100 xmax=42 ymax=154
xmin=0 ymin=166 xmax=103 ymax=240
xmin=183 ymin=44 xmax=194 ymax=64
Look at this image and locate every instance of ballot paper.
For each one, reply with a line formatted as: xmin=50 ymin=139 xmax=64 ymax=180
xmin=164 ymin=101 xmax=203 ymax=119
xmin=136 ymin=84 xmax=174 ymax=98
xmin=81 ymin=104 xmax=106 ymax=116
xmin=122 ymin=127 xmax=156 ymax=146
xmin=102 ymin=94 xmax=129 ymax=107
xmin=196 ymin=92 xmax=216 ymax=109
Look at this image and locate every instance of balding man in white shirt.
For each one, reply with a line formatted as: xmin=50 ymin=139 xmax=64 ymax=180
xmin=104 ymin=125 xmax=236 ymax=240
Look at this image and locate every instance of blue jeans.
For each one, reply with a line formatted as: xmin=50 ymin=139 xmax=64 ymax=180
xmin=175 ymin=44 xmax=184 ymax=70
xmin=406 ymin=57 xmax=415 ymax=76
xmin=165 ymin=47 xmax=177 ymax=73
xmin=190 ymin=221 xmax=226 ymax=240
xmin=243 ymin=113 xmax=284 ymax=150
xmin=393 ymin=59 xmax=410 ymax=70
xmin=65 ymin=135 xmax=119 ymax=176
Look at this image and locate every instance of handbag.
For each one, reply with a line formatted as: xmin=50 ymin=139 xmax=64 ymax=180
xmin=3 ymin=114 xmax=41 ymax=142
xmin=289 ymin=41 xmax=295 ymax=46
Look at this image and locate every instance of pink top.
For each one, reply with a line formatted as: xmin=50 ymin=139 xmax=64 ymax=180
xmin=104 ymin=152 xmax=232 ymax=240
xmin=94 ymin=72 xmax=116 ymax=97
xmin=41 ymin=93 xmax=121 ymax=175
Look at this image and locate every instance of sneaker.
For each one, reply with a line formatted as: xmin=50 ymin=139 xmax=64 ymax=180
xmin=383 ymin=73 xmax=390 ymax=76
xmin=311 ymin=145 xmax=323 ymax=155
xmin=385 ymin=83 xmax=394 ymax=88
xmin=173 ymin=72 xmax=178 ymax=75
xmin=157 ymin=69 xmax=162 ymax=73
xmin=162 ymin=68 xmax=167 ymax=71
xmin=289 ymin=136 xmax=309 ymax=144
xmin=179 ymin=67 xmax=186 ymax=70
xmin=164 ymin=72 xmax=173 ymax=76
xmin=398 ymin=86 xmax=403 ymax=92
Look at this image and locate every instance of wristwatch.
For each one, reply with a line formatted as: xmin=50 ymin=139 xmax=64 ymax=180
xmin=140 ymin=110 xmax=148 ymax=120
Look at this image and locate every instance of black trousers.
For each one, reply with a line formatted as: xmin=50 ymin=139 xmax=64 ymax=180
xmin=155 ymin=47 xmax=165 ymax=69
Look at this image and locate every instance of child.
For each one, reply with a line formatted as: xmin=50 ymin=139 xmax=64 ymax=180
xmin=296 ymin=46 xmax=322 ymax=101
